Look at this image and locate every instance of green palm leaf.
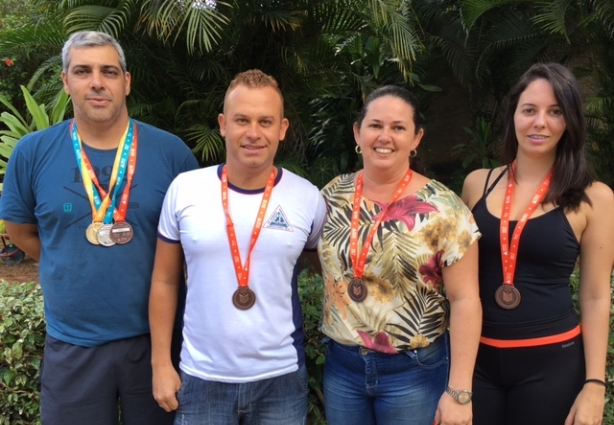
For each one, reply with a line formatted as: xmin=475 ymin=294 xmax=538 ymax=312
xmin=185 ymin=124 xmax=224 ymax=163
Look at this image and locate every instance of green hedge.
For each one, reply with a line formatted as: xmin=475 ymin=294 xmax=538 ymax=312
xmin=0 ymin=282 xmax=44 ymax=425
xmin=1 ymin=271 xmax=612 ymax=424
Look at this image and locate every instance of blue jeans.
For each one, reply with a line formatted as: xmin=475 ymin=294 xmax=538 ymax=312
xmin=323 ymin=334 xmax=450 ymax=425
xmin=174 ymin=365 xmax=309 ymax=425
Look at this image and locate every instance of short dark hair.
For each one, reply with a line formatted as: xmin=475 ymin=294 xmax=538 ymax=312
xmin=501 ymin=62 xmax=593 ymax=209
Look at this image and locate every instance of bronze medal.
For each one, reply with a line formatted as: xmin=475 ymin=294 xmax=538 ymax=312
xmin=232 ymin=287 xmax=256 ymax=310
xmin=97 ymin=224 xmax=116 ymax=247
xmin=495 ymin=284 xmax=521 ymax=309
xmin=110 ymin=221 xmax=134 ymax=244
xmin=348 ymin=278 xmax=368 ymax=302
xmin=86 ymin=222 xmax=103 ymax=245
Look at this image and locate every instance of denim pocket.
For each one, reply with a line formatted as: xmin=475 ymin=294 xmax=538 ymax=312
xmin=176 ymin=370 xmax=192 ymax=402
xmin=292 ymin=364 xmax=311 ymax=395
xmin=405 ymin=334 xmax=449 ymax=369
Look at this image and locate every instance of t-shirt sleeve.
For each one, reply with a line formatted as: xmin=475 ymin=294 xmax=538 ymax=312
xmin=440 ymin=193 xmax=481 ymax=267
xmin=0 ymin=142 xmax=37 ymax=224
xmin=157 ymin=175 xmax=182 ymax=243
xmin=305 ymin=190 xmax=327 ymax=250
xmin=178 ymin=147 xmax=199 ymax=174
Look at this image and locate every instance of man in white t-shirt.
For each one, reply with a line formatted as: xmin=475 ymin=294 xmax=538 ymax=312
xmin=149 ymin=69 xmax=326 ymax=425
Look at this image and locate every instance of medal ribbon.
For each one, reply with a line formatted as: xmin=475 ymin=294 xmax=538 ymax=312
xmin=222 ymin=166 xmax=277 ymax=288
xmin=94 ymin=123 xmax=137 ymax=223
xmin=93 ymin=121 xmax=136 ymax=223
xmin=112 ymin=124 xmax=138 ymax=223
xmin=70 ymin=120 xmax=135 ymax=224
xmin=500 ymin=162 xmax=552 ymax=286
xmin=350 ymin=169 xmax=413 ymax=279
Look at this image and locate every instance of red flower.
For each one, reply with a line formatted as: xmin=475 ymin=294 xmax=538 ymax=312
xmin=4 ymin=58 xmax=14 ymax=67
xmin=357 ymin=330 xmax=398 ymax=354
xmin=373 ymin=195 xmax=439 ymax=230
xmin=419 ymin=250 xmax=444 ymax=288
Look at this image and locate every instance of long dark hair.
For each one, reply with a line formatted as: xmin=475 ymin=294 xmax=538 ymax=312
xmin=501 ymin=63 xmax=593 ymax=210
xmin=357 ymin=85 xmax=427 ymax=174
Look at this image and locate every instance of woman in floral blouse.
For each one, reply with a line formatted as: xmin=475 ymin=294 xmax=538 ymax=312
xmin=318 ymin=85 xmax=482 ymax=425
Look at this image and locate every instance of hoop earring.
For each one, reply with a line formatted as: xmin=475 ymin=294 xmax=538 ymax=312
xmin=355 ymin=145 xmax=362 ymax=154
xmin=410 ymin=149 xmax=417 ymax=158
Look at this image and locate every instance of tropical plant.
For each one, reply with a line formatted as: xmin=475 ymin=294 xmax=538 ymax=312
xmin=0 ymin=0 xmax=434 ymax=176
xmin=451 ymin=117 xmax=500 ymax=170
xmin=0 ymin=85 xmax=70 ymax=187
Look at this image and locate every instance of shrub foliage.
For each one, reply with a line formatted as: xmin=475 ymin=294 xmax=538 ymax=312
xmin=0 ymin=282 xmax=44 ymax=425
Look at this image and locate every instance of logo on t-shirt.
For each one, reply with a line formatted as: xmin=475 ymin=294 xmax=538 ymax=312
xmin=264 ymin=205 xmax=292 ymax=231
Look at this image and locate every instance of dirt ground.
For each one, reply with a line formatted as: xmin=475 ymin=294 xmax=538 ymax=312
xmin=0 ymin=255 xmax=39 ymax=284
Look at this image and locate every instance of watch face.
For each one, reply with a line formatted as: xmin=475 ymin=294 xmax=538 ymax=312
xmin=457 ymin=391 xmax=472 ymax=404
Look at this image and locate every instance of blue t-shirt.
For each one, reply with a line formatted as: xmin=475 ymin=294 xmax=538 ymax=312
xmin=0 ymin=119 xmax=199 ymax=347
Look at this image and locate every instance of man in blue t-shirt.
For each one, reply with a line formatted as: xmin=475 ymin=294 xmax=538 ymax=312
xmin=0 ymin=31 xmax=198 ymax=425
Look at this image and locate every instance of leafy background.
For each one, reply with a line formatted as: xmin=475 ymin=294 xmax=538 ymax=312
xmin=1 ymin=0 xmax=614 ymax=190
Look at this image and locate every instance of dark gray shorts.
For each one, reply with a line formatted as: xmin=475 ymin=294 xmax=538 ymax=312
xmin=40 ymin=332 xmax=180 ymax=425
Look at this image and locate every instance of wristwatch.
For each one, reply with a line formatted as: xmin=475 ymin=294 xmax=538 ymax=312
xmin=445 ymin=386 xmax=472 ymax=404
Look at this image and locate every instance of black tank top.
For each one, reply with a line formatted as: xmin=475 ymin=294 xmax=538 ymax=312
xmin=472 ymin=169 xmax=580 ymax=339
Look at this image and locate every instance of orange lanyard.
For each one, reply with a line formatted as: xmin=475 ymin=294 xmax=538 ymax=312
xmin=221 ymin=166 xmax=276 ymax=288
xmin=350 ymin=170 xmax=413 ymax=279
xmin=500 ymin=163 xmax=552 ymax=286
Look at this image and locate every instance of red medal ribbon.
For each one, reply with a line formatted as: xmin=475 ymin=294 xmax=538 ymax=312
xmin=222 ymin=166 xmax=277 ymax=288
xmin=113 ymin=125 xmax=138 ymax=223
xmin=500 ymin=162 xmax=553 ymax=286
xmin=350 ymin=170 xmax=413 ymax=279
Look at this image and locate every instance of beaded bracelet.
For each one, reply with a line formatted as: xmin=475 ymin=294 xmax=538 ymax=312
xmin=584 ymin=379 xmax=607 ymax=388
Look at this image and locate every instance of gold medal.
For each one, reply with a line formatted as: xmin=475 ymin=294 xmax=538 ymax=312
xmin=71 ymin=120 xmax=139 ymax=249
xmin=86 ymin=222 xmax=103 ymax=245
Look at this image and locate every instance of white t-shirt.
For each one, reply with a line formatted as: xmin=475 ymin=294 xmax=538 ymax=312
xmin=158 ymin=164 xmax=327 ymax=383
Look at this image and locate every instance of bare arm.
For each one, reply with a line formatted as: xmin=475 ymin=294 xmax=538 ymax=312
xmin=435 ymin=242 xmax=482 ymax=425
xmin=149 ymin=238 xmax=184 ymax=412
xmin=4 ymin=221 xmax=41 ymax=261
xmin=565 ymin=182 xmax=614 ymax=425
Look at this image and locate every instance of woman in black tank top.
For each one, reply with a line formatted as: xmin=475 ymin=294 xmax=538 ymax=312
xmin=461 ymin=63 xmax=614 ymax=425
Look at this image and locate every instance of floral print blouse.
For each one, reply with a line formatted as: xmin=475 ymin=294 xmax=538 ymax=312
xmin=318 ymin=173 xmax=480 ymax=353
